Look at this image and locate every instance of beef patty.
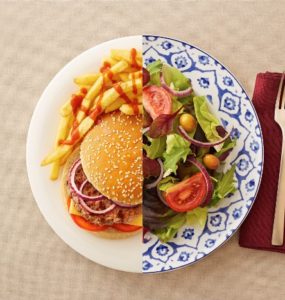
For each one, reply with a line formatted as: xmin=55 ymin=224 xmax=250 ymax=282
xmin=67 ymin=162 xmax=142 ymax=226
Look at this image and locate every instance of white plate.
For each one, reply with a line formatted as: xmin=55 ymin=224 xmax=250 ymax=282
xmin=26 ymin=36 xmax=142 ymax=273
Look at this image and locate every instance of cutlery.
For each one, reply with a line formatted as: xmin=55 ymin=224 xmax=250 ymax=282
xmin=272 ymin=72 xmax=285 ymax=246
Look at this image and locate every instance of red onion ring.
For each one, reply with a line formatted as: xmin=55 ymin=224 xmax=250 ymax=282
xmin=187 ymin=156 xmax=213 ymax=206
xmin=78 ymin=198 xmax=116 ymax=215
xmin=79 ymin=179 xmax=89 ymax=193
xmin=178 ymin=126 xmax=230 ymax=148
xmin=69 ymin=159 xmax=106 ymax=202
xmin=142 ymin=127 xmax=150 ymax=135
xmin=156 ymin=187 xmax=169 ymax=207
xmin=160 ymin=75 xmax=192 ymax=97
xmin=145 ymin=159 xmax=164 ymax=189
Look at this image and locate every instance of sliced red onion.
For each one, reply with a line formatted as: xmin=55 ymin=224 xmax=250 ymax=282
xmin=69 ymin=159 xmax=105 ymax=201
xmin=142 ymin=127 xmax=150 ymax=135
xmin=78 ymin=198 xmax=116 ymax=215
xmin=156 ymin=187 xmax=169 ymax=207
xmin=145 ymin=159 xmax=163 ymax=189
xmin=79 ymin=179 xmax=88 ymax=193
xmin=160 ymin=75 xmax=192 ymax=97
xmin=187 ymin=156 xmax=214 ymax=206
xmin=178 ymin=126 xmax=230 ymax=148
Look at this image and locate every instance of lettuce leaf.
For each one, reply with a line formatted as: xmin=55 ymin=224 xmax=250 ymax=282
xmin=154 ymin=207 xmax=208 ymax=243
xmin=193 ymin=96 xmax=221 ymax=142
xmin=143 ymin=136 xmax=166 ymax=159
xmin=158 ymin=176 xmax=178 ymax=191
xmin=162 ymin=64 xmax=191 ymax=90
xmin=215 ymin=138 xmax=237 ymax=160
xmin=146 ymin=60 xmax=163 ymax=85
xmin=209 ymin=164 xmax=237 ymax=207
xmin=162 ymin=64 xmax=194 ymax=105
xmin=163 ymin=134 xmax=192 ymax=176
xmin=186 ymin=207 xmax=208 ymax=227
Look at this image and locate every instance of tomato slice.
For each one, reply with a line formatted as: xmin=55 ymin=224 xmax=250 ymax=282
xmin=67 ymin=198 xmax=107 ymax=232
xmin=165 ymin=173 xmax=206 ymax=212
xmin=112 ymin=223 xmax=142 ymax=232
xmin=143 ymin=86 xmax=172 ymax=119
xmin=71 ymin=215 xmax=108 ymax=231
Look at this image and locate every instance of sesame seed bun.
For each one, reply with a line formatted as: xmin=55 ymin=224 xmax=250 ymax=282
xmin=61 ymin=148 xmax=141 ymax=239
xmin=80 ymin=112 xmax=142 ymax=206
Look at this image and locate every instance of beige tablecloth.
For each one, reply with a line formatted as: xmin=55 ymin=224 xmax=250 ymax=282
xmin=1 ymin=1 xmax=285 ymax=299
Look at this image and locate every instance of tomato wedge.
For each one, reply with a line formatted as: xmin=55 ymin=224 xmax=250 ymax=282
xmin=143 ymin=86 xmax=172 ymax=119
xmin=67 ymin=198 xmax=107 ymax=232
xmin=112 ymin=223 xmax=142 ymax=232
xmin=165 ymin=173 xmax=206 ymax=212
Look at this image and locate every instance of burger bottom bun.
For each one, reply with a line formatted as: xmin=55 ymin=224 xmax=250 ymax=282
xmin=61 ymin=149 xmax=141 ymax=240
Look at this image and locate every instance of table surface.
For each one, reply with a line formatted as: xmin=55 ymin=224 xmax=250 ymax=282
xmin=1 ymin=1 xmax=285 ymax=299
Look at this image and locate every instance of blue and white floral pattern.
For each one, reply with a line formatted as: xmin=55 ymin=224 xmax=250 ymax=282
xmin=142 ymin=35 xmax=264 ymax=273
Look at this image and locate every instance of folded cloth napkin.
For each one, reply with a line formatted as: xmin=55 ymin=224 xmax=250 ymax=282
xmin=239 ymin=72 xmax=285 ymax=253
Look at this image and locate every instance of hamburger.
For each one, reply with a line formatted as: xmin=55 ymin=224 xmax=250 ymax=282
xmin=62 ymin=112 xmax=142 ymax=239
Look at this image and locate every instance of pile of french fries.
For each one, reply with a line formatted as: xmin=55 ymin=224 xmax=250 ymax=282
xmin=41 ymin=49 xmax=142 ymax=180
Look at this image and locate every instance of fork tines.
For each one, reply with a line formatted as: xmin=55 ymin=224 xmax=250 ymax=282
xmin=276 ymin=72 xmax=285 ymax=109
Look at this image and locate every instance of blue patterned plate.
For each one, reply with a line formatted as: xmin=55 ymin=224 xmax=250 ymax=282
xmin=142 ymin=35 xmax=264 ymax=273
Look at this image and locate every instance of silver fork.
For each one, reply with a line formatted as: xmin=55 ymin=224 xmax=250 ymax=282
xmin=272 ymin=72 xmax=285 ymax=246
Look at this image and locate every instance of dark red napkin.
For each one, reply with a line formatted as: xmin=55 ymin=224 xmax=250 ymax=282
xmin=239 ymin=72 xmax=285 ymax=253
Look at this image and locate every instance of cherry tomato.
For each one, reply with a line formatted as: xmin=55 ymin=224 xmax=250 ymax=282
xmin=203 ymin=154 xmax=220 ymax=170
xmin=143 ymin=86 xmax=172 ymax=119
xmin=67 ymin=198 xmax=108 ymax=232
xmin=112 ymin=223 xmax=142 ymax=232
xmin=179 ymin=113 xmax=196 ymax=132
xmin=165 ymin=173 xmax=206 ymax=212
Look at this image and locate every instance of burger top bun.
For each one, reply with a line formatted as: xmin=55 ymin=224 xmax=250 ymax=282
xmin=80 ymin=112 xmax=142 ymax=206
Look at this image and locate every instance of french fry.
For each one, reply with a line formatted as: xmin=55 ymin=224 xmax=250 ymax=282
xmin=129 ymin=71 xmax=142 ymax=80
xmin=78 ymin=76 xmax=104 ymax=114
xmin=120 ymin=104 xmax=143 ymax=115
xmin=42 ymin=49 xmax=142 ymax=171
xmin=50 ymin=161 xmax=60 ymax=180
xmin=74 ymin=74 xmax=100 ymax=86
xmin=41 ymin=115 xmax=95 ymax=166
xmin=101 ymin=56 xmax=118 ymax=66
xmin=49 ymin=115 xmax=73 ymax=178
xmin=60 ymin=97 xmax=75 ymax=117
xmin=56 ymin=115 xmax=73 ymax=142
xmin=104 ymin=98 xmax=125 ymax=113
xmin=110 ymin=49 xmax=142 ymax=67
xmin=119 ymin=73 xmax=130 ymax=82
xmin=41 ymin=144 xmax=72 ymax=166
xmin=100 ymin=78 xmax=142 ymax=109
xmin=75 ymin=60 xmax=129 ymax=124
xmin=60 ymin=149 xmax=73 ymax=166
xmin=60 ymin=89 xmax=88 ymax=117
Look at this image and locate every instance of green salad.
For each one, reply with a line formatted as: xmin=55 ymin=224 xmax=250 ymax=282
xmin=143 ymin=60 xmax=237 ymax=243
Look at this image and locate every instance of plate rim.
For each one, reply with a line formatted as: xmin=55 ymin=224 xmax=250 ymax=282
xmin=142 ymin=34 xmax=264 ymax=274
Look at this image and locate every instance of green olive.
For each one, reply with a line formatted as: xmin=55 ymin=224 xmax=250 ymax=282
xmin=179 ymin=113 xmax=196 ymax=132
xmin=203 ymin=154 xmax=220 ymax=170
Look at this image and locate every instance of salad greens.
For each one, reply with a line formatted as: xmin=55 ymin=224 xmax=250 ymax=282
xmin=143 ymin=136 xmax=166 ymax=159
xmin=143 ymin=59 xmax=237 ymax=243
xmin=193 ymin=96 xmax=221 ymax=142
xmin=163 ymin=134 xmax=192 ymax=176
xmin=162 ymin=64 xmax=191 ymax=90
xmin=154 ymin=207 xmax=208 ymax=243
xmin=209 ymin=164 xmax=237 ymax=207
